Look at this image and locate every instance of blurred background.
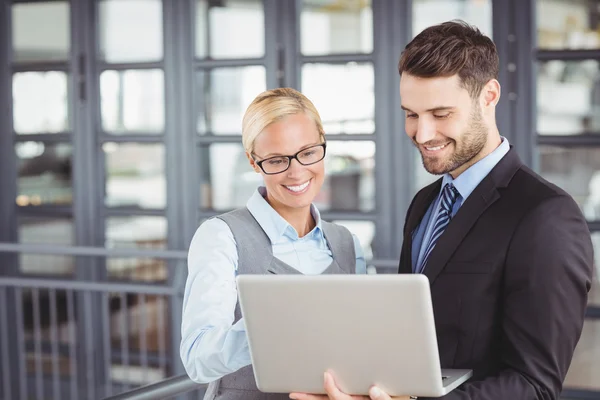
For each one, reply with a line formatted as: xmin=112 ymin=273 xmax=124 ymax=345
xmin=0 ymin=0 xmax=599 ymax=399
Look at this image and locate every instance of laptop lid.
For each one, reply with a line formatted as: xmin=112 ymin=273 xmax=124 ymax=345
xmin=236 ymin=274 xmax=471 ymax=397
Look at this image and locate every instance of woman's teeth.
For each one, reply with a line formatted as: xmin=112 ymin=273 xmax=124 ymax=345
xmin=285 ymin=180 xmax=310 ymax=192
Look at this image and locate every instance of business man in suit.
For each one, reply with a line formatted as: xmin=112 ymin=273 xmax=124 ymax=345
xmin=291 ymin=20 xmax=594 ymax=400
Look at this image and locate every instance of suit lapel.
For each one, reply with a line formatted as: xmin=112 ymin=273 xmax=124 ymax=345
xmin=399 ymin=179 xmax=442 ymax=274
xmin=423 ymin=177 xmax=500 ymax=284
xmin=417 ymin=148 xmax=522 ymax=284
xmin=405 ymin=180 xmax=442 ymax=237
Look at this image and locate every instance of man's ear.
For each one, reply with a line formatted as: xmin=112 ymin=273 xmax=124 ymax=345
xmin=246 ymin=151 xmax=261 ymax=173
xmin=481 ymin=79 xmax=500 ymax=108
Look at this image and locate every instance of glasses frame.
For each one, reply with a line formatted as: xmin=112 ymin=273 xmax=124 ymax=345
xmin=252 ymin=142 xmax=327 ymax=175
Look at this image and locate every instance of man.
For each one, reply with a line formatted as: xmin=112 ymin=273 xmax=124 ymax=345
xmin=291 ymin=20 xmax=593 ymax=400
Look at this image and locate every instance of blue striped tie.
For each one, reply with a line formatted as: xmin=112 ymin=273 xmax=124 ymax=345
xmin=420 ymin=183 xmax=461 ymax=272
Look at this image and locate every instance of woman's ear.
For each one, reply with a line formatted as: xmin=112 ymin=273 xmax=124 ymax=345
xmin=246 ymin=151 xmax=261 ymax=173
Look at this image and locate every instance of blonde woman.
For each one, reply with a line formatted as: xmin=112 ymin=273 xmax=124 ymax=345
xmin=180 ymin=88 xmax=366 ymax=400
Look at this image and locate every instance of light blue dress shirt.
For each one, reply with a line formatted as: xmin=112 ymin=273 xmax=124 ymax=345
xmin=412 ymin=138 xmax=511 ymax=272
xmin=180 ymin=187 xmax=366 ymax=383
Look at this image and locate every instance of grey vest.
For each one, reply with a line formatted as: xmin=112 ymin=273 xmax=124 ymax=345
xmin=203 ymin=208 xmax=356 ymax=400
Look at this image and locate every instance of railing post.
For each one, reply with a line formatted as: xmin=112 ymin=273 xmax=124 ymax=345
xmin=0 ymin=2 xmax=23 ymax=400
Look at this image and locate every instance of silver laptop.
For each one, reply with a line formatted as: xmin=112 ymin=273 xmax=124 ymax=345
xmin=236 ymin=274 xmax=472 ymax=398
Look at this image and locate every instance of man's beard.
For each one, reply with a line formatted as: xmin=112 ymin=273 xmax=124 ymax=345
xmin=418 ymin=106 xmax=488 ymax=175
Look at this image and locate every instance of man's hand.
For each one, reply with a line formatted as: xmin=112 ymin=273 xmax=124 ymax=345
xmin=289 ymin=371 xmax=411 ymax=400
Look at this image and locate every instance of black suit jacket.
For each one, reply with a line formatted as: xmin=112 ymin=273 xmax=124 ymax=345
xmin=399 ymin=148 xmax=594 ymax=399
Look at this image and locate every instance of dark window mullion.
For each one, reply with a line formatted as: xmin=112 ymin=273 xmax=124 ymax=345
xmin=301 ymin=53 xmax=375 ymax=64
xmin=537 ymin=49 xmax=600 ymax=61
xmin=196 ymin=135 xmax=245 ymax=144
xmin=104 ymin=207 xmax=165 ymax=218
xmin=14 ymin=133 xmax=72 ymax=142
xmin=11 ymin=0 xmax=66 ymax=3
xmin=17 ymin=205 xmax=72 ymax=218
xmin=98 ymin=61 xmax=164 ymax=72
xmin=562 ymin=388 xmax=600 ymax=399
xmin=586 ymin=308 xmax=600 ymax=319
xmin=588 ymin=221 xmax=600 ymax=231
xmin=194 ymin=57 xmax=265 ymax=69
xmin=98 ymin=133 xmax=164 ymax=143
xmin=12 ymin=62 xmax=70 ymax=73
xmin=537 ymin=134 xmax=600 ymax=147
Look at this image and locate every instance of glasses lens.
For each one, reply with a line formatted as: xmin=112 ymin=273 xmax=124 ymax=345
xmin=297 ymin=145 xmax=325 ymax=165
xmin=262 ymin=156 xmax=290 ymax=174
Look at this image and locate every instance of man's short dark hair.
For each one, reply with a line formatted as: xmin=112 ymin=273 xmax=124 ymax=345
xmin=398 ymin=20 xmax=499 ymax=98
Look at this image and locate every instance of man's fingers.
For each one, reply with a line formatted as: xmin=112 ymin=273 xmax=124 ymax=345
xmin=368 ymin=387 xmax=412 ymax=400
xmin=323 ymin=372 xmax=346 ymax=398
xmin=368 ymin=386 xmax=386 ymax=400
xmin=288 ymin=373 xmax=342 ymax=400
xmin=290 ymin=372 xmax=377 ymax=400
xmin=289 ymin=393 xmax=327 ymax=400
xmin=324 ymin=372 xmax=371 ymax=400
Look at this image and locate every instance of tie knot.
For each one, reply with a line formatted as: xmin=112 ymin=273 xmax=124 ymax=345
xmin=440 ymin=184 xmax=460 ymax=214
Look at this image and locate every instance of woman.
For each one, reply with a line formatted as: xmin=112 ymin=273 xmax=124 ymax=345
xmin=180 ymin=88 xmax=366 ymax=400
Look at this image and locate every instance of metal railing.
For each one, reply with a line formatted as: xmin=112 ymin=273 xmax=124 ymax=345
xmin=0 ymin=241 xmax=401 ymax=400
xmin=99 ymin=261 xmax=401 ymax=400
xmin=0 ymin=242 xmax=205 ymax=400
xmin=103 ymin=374 xmax=204 ymax=400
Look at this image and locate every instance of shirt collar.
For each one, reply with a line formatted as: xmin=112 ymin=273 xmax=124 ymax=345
xmin=246 ymin=186 xmax=323 ymax=243
xmin=443 ymin=136 xmax=511 ymax=201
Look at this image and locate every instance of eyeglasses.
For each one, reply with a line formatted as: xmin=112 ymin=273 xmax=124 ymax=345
xmin=252 ymin=143 xmax=327 ymax=175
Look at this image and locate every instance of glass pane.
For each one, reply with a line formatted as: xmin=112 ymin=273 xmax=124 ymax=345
xmin=199 ymin=143 xmax=258 ymax=210
xmin=590 ymin=232 xmax=600 ymax=307
xmin=101 ymin=69 xmax=164 ymax=134
xmin=108 ymin=295 xmax=170 ymax=377
xmin=300 ymin=0 xmax=372 ymax=56
xmin=332 ymin=220 xmax=375 ymax=261
xmin=21 ymin=288 xmax=75 ymax=377
xmin=12 ymin=2 xmax=70 ymax=63
xmin=537 ymin=60 xmax=600 ymax=135
xmin=197 ymin=66 xmax=266 ymax=135
xmin=318 ymin=140 xmax=375 ymax=211
xmin=199 ymin=141 xmax=375 ymax=212
xmin=564 ymin=319 xmax=600 ymax=390
xmin=13 ymin=72 xmax=69 ymax=134
xmin=104 ymin=143 xmax=165 ymax=209
xmin=412 ymin=0 xmax=492 ymax=38
xmin=106 ymin=216 xmax=167 ymax=249
xmin=196 ymin=0 xmax=264 ymax=59
xmin=537 ymin=0 xmax=600 ymax=50
xmin=18 ymin=216 xmax=74 ymax=276
xmin=19 ymin=216 xmax=74 ymax=245
xmin=16 ymin=142 xmax=72 ymax=206
xmin=106 ymin=216 xmax=168 ymax=282
xmin=99 ymin=0 xmax=163 ymax=63
xmin=538 ymin=146 xmax=600 ymax=220
xmin=19 ymin=253 xmax=75 ymax=276
xmin=302 ymin=63 xmax=374 ymax=134
xmin=108 ymin=257 xmax=168 ymax=282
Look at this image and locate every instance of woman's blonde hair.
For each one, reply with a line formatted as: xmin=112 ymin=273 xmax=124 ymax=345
xmin=242 ymin=88 xmax=325 ymax=154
